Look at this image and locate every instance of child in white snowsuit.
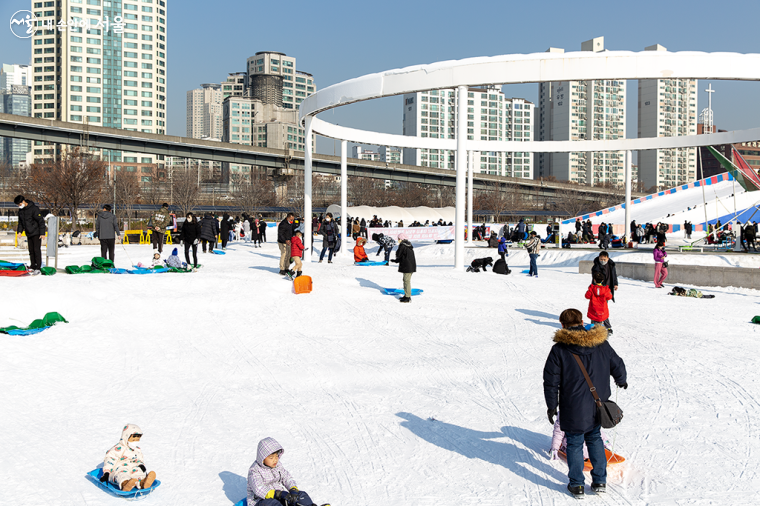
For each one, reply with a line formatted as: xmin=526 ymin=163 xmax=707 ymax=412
xmin=151 ymin=252 xmax=162 ymax=267
xmin=247 ymin=437 xmax=323 ymax=506
xmin=550 ymin=411 xmax=612 ymax=461
xmin=102 ymin=424 xmax=156 ymax=492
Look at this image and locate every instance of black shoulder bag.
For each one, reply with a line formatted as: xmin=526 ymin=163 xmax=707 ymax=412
xmin=572 ymin=354 xmax=623 ymax=429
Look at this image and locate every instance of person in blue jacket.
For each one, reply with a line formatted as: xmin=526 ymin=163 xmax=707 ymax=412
xmin=497 ymin=235 xmax=508 ymax=263
xmin=543 ymin=308 xmax=627 ymax=499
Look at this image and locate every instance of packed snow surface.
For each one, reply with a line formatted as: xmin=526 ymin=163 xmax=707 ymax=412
xmin=3 ymin=239 xmax=760 ymax=505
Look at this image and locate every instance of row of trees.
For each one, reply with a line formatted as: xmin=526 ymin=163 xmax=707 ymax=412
xmin=0 ymin=150 xmax=629 ymax=230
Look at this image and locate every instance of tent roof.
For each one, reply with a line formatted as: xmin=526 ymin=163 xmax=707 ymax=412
xmin=325 ymin=205 xmax=455 ymax=224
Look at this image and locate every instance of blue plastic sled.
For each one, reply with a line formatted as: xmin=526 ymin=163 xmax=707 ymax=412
xmin=233 ymin=499 xmax=247 ymax=506
xmin=5 ymin=327 xmax=48 ymax=336
xmin=211 ymin=249 xmax=226 ymax=255
xmin=384 ymin=288 xmax=424 ymax=296
xmin=355 ymin=260 xmax=388 ymax=266
xmin=129 ymin=267 xmax=170 ymax=274
xmin=86 ymin=468 xmax=161 ymax=498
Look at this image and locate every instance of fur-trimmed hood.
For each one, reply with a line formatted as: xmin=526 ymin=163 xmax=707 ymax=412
xmin=553 ymin=324 xmax=608 ymax=348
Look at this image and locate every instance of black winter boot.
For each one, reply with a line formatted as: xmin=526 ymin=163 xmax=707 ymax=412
xmin=296 ymin=271 xmax=302 ymax=277
xmin=567 ymin=484 xmax=585 ymax=498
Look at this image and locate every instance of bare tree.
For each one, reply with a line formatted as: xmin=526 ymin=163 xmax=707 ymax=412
xmin=348 ymin=176 xmax=385 ymax=207
xmin=230 ymin=173 xmax=275 ymax=216
xmin=172 ymin=166 xmax=202 ymax=217
xmin=141 ymin=167 xmax=168 ymax=208
xmin=25 ymin=149 xmax=105 ymax=230
xmin=111 ymin=172 xmax=141 ymax=230
xmin=474 ymin=181 xmax=523 ymax=222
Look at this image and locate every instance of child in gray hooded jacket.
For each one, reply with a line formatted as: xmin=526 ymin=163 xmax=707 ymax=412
xmin=247 ymin=437 xmax=327 ymax=506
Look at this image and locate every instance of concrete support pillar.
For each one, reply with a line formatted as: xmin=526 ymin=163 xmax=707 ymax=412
xmin=455 ymin=86 xmax=467 ymax=269
xmin=341 ymin=140 xmax=348 ymax=260
xmin=624 ymin=149 xmax=632 ymax=245
xmin=467 ymin=150 xmax=474 ymax=245
xmin=303 ymin=116 xmax=313 ymax=263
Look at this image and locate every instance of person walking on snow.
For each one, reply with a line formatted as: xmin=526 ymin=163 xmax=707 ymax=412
xmin=653 ymin=241 xmax=668 ymax=288
xmin=200 ymin=213 xmax=218 ymax=253
xmin=96 ymin=204 xmax=120 ymax=262
xmin=278 ymin=213 xmax=295 ymax=275
xmin=14 ymin=195 xmax=46 ymax=275
xmin=247 ymin=437 xmax=327 ymax=506
xmin=591 ymin=251 xmax=618 ymax=303
xmin=526 ymin=231 xmax=541 ymax=277
xmin=586 ymin=271 xmax=614 ymax=334
xmin=149 ymin=203 xmax=171 ymax=254
xmin=391 ymin=233 xmax=416 ymax=303
xmin=101 ymin=424 xmax=157 ymax=493
xmin=318 ymin=213 xmax=339 ymax=263
xmin=543 ymin=308 xmax=627 ymax=499
xmin=180 ymin=212 xmax=201 ymax=267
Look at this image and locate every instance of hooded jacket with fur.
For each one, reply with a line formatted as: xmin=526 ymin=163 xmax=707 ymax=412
xmin=247 ymin=437 xmax=297 ymax=505
xmin=543 ymin=325 xmax=626 ymax=433
xmin=585 ymin=284 xmax=612 ymax=322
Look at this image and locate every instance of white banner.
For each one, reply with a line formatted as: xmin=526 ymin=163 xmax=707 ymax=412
xmin=367 ymin=226 xmax=454 ymax=241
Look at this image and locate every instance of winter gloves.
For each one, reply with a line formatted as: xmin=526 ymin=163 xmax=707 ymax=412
xmin=617 ymin=382 xmax=628 ymax=389
xmin=272 ymin=488 xmax=301 ymax=505
xmin=547 ymin=407 xmax=557 ymax=425
xmin=138 ymin=464 xmax=146 ymax=472
xmin=100 ymin=472 xmax=110 ymax=483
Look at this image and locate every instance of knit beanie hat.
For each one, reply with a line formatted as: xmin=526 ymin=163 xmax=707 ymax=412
xmin=398 ymin=233 xmax=408 ymax=241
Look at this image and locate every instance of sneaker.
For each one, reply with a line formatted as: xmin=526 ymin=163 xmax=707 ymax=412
xmin=607 ymin=328 xmax=614 ymax=335
xmin=319 ymin=259 xmax=323 ymax=263
xmin=141 ymin=471 xmax=156 ymax=489
xmin=328 ymin=261 xmax=333 ymax=264
xmin=567 ymin=484 xmax=584 ymax=499
xmin=591 ymin=483 xmax=606 ymax=493
xmin=29 ymin=269 xmax=41 ymax=276
xmin=279 ymin=270 xmax=286 ymax=275
xmin=399 ymin=296 xmax=411 ymax=303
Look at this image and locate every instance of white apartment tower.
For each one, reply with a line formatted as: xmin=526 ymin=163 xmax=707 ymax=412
xmin=29 ymin=0 xmax=168 ymax=173
xmin=537 ymin=37 xmax=626 ymax=186
xmin=637 ymin=44 xmax=697 ymax=190
xmin=0 ymin=64 xmax=31 ymax=90
xmin=402 ymin=87 xmax=534 ymax=178
xmin=186 ymin=83 xmax=222 ymax=139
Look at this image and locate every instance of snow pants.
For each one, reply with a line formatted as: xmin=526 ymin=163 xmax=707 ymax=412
xmin=403 ymin=272 xmax=413 ymax=298
xmin=151 ymin=231 xmax=164 ymax=253
xmin=110 ymin=466 xmax=146 ymax=489
xmin=591 ymin=319 xmax=612 ymax=330
xmin=565 ymin=424 xmax=606 ymax=488
xmin=27 ymin=235 xmax=42 ymax=270
xmin=654 ymin=262 xmax=668 ymax=287
xmin=258 ymin=491 xmax=314 ymax=506
xmin=100 ymin=239 xmax=115 ymax=261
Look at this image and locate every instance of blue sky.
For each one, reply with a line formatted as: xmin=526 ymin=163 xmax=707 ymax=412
xmin=2 ymin=0 xmax=760 ymax=155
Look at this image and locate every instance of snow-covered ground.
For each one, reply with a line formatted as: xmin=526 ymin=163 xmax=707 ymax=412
xmin=3 ymin=239 xmax=760 ymax=505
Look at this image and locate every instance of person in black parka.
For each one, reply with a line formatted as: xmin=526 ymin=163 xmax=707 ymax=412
xmin=591 ymin=251 xmax=618 ymax=303
xmin=220 ymin=213 xmax=231 ymax=250
xmin=14 ymin=195 xmax=46 ymax=273
xmin=390 ymin=233 xmax=416 ymax=303
xmin=543 ymin=308 xmax=627 ymax=498
xmin=199 ymin=213 xmax=218 ymax=253
xmin=180 ymin=212 xmax=202 ymax=266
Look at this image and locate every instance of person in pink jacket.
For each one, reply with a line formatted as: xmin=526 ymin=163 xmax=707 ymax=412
xmin=653 ymin=241 xmax=668 ymax=288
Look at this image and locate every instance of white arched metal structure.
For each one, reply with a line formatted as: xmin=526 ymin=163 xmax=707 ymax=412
xmin=300 ymin=50 xmax=760 ymax=268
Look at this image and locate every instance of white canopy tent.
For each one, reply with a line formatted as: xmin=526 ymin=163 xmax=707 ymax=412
xmin=325 ymin=205 xmax=455 ymax=225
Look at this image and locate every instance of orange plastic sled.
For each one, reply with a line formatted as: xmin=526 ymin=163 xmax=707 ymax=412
xmin=294 ymin=275 xmax=312 ymax=294
xmin=558 ymin=449 xmax=625 ymax=470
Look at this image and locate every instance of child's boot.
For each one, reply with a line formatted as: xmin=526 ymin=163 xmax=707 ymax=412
xmin=122 ymin=478 xmax=138 ymax=492
xmin=296 ymin=271 xmax=302 ymax=277
xmin=141 ymin=471 xmax=156 ymax=489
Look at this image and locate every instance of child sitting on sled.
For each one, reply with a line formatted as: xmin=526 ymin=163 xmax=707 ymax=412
xmin=101 ymin=424 xmax=157 ymax=492
xmin=151 ymin=252 xmax=162 ymax=267
xmin=165 ymin=247 xmax=183 ymax=269
xmin=354 ymin=237 xmax=369 ymax=263
xmin=247 ymin=437 xmax=328 ymax=506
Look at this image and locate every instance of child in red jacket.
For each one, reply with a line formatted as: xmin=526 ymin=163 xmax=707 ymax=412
xmin=354 ymin=237 xmax=369 ymax=263
xmin=586 ymin=271 xmax=614 ymax=334
xmin=289 ymin=231 xmax=306 ymax=277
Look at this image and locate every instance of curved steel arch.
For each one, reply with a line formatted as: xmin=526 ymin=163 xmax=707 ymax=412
xmin=300 ymin=50 xmax=760 ymax=151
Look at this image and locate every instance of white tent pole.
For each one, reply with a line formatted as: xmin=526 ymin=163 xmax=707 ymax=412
xmin=455 ymin=86 xmax=467 ymax=270
xmin=303 ymin=116 xmax=313 ymax=263
xmin=341 ymin=140 xmax=347 ymax=260
xmin=624 ymin=150 xmax=632 ymax=244
xmin=467 ymin=150 xmax=474 ymax=245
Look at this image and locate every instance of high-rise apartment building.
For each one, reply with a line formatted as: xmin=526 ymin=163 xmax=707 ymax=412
xmin=352 ymin=146 xmax=402 ymax=163
xmin=352 ymin=146 xmax=381 ymax=161
xmin=402 ymin=87 xmax=534 ymax=178
xmin=537 ymin=37 xmax=626 ymax=186
xmin=29 ymin=0 xmax=168 ymax=175
xmin=637 ymin=44 xmax=697 ymax=190
xmin=0 ymin=64 xmax=31 ymax=90
xmin=0 ymin=85 xmax=32 ymax=168
xmin=221 ymin=72 xmax=246 ymax=99
xmin=187 ymin=83 xmax=222 ymax=139
xmin=222 ymin=51 xmax=315 ymax=182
